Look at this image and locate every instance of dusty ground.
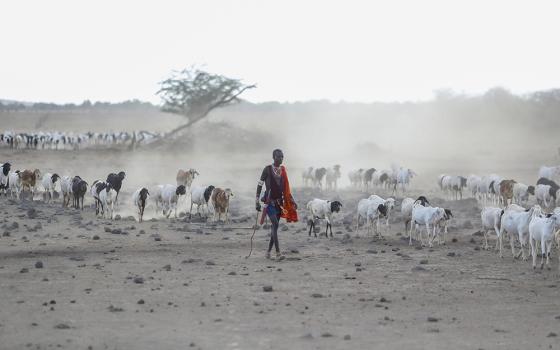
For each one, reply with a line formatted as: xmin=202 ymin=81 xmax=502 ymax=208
xmin=1 ymin=148 xmax=560 ymax=350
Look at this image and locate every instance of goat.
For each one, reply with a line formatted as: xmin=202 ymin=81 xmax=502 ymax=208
xmin=0 ymin=162 xmax=11 ymax=195
xmin=132 ymin=187 xmax=150 ymax=222
xmin=535 ymin=184 xmax=558 ymax=208
xmin=348 ymin=169 xmax=364 ymax=188
xmin=211 ymin=188 xmax=234 ymax=223
xmin=190 ymin=185 xmax=215 ymax=218
xmin=480 ymin=207 xmax=504 ymax=250
xmin=368 ymin=194 xmax=395 ymax=226
xmin=538 ymin=166 xmax=560 ymax=181
xmin=529 ymin=208 xmax=558 ymax=270
xmin=361 ymin=168 xmax=377 ymax=190
xmin=434 ymin=208 xmax=453 ymax=244
xmin=467 ymin=175 xmax=481 ymax=199
xmin=20 ymin=169 xmax=41 ymax=201
xmin=499 ymin=204 xmax=537 ymax=260
xmin=512 ymin=183 xmax=535 ymax=205
xmin=325 ymin=165 xmax=341 ymax=191
xmin=176 ymin=169 xmax=199 ymax=188
xmin=41 ymin=173 xmax=60 ymax=203
xmin=153 ymin=185 xmax=165 ymax=214
xmin=98 ymin=183 xmax=117 ymax=219
xmin=356 ymin=198 xmax=387 ymax=237
xmin=7 ymin=170 xmax=21 ymax=199
xmin=302 ymin=167 xmax=314 ymax=187
xmin=410 ymin=204 xmax=446 ymax=247
xmin=395 ymin=168 xmax=416 ymax=194
xmin=162 ymin=184 xmax=187 ymax=218
xmin=306 ymin=198 xmax=342 ymax=237
xmin=499 ymin=179 xmax=516 ymax=206
xmin=106 ymin=171 xmax=125 ymax=205
xmin=313 ymin=167 xmax=327 ymax=189
xmin=60 ymin=176 xmax=73 ymax=207
xmin=71 ymin=176 xmax=88 ymax=210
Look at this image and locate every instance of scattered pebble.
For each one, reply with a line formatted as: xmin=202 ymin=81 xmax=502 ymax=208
xmin=343 ymin=334 xmax=351 ymax=340
xmin=133 ymin=277 xmax=144 ymax=284
xmin=263 ymin=285 xmax=273 ymax=292
xmin=35 ymin=261 xmax=43 ymax=269
xmin=427 ymin=317 xmax=439 ymax=322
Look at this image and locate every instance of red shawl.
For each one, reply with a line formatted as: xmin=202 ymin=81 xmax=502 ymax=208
xmin=280 ymin=166 xmax=298 ymax=223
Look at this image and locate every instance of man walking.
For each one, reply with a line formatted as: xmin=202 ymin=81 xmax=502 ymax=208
xmin=256 ymin=149 xmax=298 ymax=260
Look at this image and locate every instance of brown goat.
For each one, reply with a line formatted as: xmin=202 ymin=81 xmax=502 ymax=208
xmin=176 ymin=169 xmax=199 ymax=188
xmin=20 ymin=169 xmax=41 ymax=201
xmin=499 ymin=179 xmax=516 ymax=207
xmin=211 ymin=188 xmax=233 ymax=223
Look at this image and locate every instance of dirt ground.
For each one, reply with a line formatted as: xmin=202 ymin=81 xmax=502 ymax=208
xmin=1 ymin=148 xmax=560 ymax=350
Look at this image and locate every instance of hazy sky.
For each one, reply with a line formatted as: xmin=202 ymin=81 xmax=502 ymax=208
xmin=1 ymin=0 xmax=559 ymax=104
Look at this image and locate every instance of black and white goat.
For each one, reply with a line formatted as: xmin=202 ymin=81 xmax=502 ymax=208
xmin=306 ymin=199 xmax=343 ymax=238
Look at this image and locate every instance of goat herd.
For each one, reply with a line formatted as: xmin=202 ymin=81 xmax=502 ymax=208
xmin=302 ymin=164 xmax=560 ymax=271
xmin=2 ymin=158 xmax=560 ymax=270
xmin=0 ymin=162 xmax=234 ymax=224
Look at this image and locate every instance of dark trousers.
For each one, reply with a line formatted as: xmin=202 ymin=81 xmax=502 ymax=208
xmin=267 ymin=203 xmax=281 ymax=252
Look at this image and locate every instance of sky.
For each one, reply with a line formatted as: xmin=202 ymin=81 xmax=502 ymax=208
xmin=1 ymin=0 xmax=559 ymax=104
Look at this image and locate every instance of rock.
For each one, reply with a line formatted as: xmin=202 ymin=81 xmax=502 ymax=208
xmin=447 ymin=252 xmax=456 ymax=257
xmin=153 ymin=234 xmax=162 ymax=241
xmin=111 ymin=229 xmax=122 ymax=235
xmin=263 ymin=285 xmax=273 ymax=292
xmin=20 ymin=268 xmax=29 ymax=273
xmin=344 ymin=335 xmax=351 ymax=340
xmin=139 ymin=230 xmax=146 ymax=235
xmin=366 ymin=250 xmax=378 ymax=254
xmin=92 ymin=235 xmax=100 ymax=240
xmin=321 ymin=332 xmax=333 ymax=338
xmin=35 ymin=261 xmax=43 ymax=269
xmin=114 ymin=215 xmax=121 ymax=220
xmin=205 ymin=260 xmax=215 ymax=266
xmin=54 ymin=323 xmax=71 ymax=329
xmin=228 ymin=271 xmax=237 ymax=276
xmin=138 ymin=299 xmax=145 ymax=304
xmin=162 ymin=264 xmax=171 ymax=271
xmin=104 ymin=227 xmax=112 ymax=233
xmin=547 ymin=332 xmax=557 ymax=337
xmin=311 ymin=293 xmax=324 ymax=298
xmin=27 ymin=209 xmax=38 ymax=219
xmin=411 ymin=266 xmax=426 ymax=272
xmin=452 ymin=238 xmax=458 ymax=243
xmin=107 ymin=305 xmax=124 ymax=312
xmin=133 ymin=277 xmax=144 ymax=284
xmin=419 ymin=259 xmax=428 ymax=265
xmin=427 ymin=317 xmax=439 ymax=322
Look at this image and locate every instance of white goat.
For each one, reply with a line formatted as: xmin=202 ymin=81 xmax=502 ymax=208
xmin=395 ymin=168 xmax=416 ymax=194
xmin=535 ymin=184 xmax=558 ymax=208
xmin=153 ymin=185 xmax=165 ymax=213
xmin=98 ymin=184 xmax=117 ymax=219
xmin=132 ymin=187 xmax=150 ymax=222
xmin=499 ymin=205 xmax=537 ymax=260
xmin=410 ymin=204 xmax=446 ymax=247
xmin=480 ymin=207 xmax=504 ymax=250
xmin=512 ymin=183 xmax=535 ymax=205
xmin=162 ymin=184 xmax=187 ymax=218
xmin=368 ymin=194 xmax=395 ymax=226
xmin=538 ymin=166 xmax=560 ymax=181
xmin=306 ymin=198 xmax=343 ymax=237
xmin=7 ymin=171 xmax=22 ymax=199
xmin=356 ymin=198 xmax=388 ymax=236
xmin=60 ymin=175 xmax=73 ymax=207
xmin=189 ymin=185 xmax=215 ymax=218
xmin=467 ymin=175 xmax=481 ymax=199
xmin=325 ymin=165 xmax=341 ymax=191
xmin=41 ymin=173 xmax=60 ymax=203
xmin=529 ymin=208 xmax=558 ymax=270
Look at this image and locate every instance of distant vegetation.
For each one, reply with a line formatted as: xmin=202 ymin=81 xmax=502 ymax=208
xmin=0 ymin=99 xmax=158 ymax=112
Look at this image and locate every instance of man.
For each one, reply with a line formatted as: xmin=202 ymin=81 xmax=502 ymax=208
xmin=256 ymin=149 xmax=298 ymax=260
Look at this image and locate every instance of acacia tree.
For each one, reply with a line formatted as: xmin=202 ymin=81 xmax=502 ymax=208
xmin=157 ymin=67 xmax=256 ymax=139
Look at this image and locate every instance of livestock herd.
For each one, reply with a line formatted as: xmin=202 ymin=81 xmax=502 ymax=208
xmin=0 ymin=162 xmax=233 ymax=224
xmin=0 ymin=130 xmax=162 ymax=150
xmin=2 ymin=157 xmax=560 ymax=270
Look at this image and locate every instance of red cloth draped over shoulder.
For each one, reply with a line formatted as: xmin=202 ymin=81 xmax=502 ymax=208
xmin=280 ymin=166 xmax=298 ymax=223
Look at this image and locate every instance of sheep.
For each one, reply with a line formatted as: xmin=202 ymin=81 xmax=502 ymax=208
xmin=71 ymin=176 xmax=88 ymax=210
xmin=132 ymin=187 xmax=150 ymax=222
xmin=512 ymin=183 xmax=535 ymax=205
xmin=161 ymin=184 xmax=187 ymax=218
xmin=302 ymin=167 xmax=314 ymax=187
xmin=306 ymin=198 xmax=343 ymax=237
xmin=528 ymin=208 xmax=558 ymax=270
xmin=312 ymin=167 xmax=327 ymax=189
xmin=325 ymin=165 xmax=341 ymax=191
xmin=60 ymin=176 xmax=73 ymax=207
xmin=499 ymin=179 xmax=516 ymax=207
xmin=535 ymin=184 xmax=558 ymax=208
xmin=41 ymin=173 xmax=60 ymax=203
xmin=98 ymin=183 xmax=117 ymax=219
xmin=439 ymin=175 xmax=467 ymax=200
xmin=499 ymin=204 xmax=538 ymax=260
xmin=467 ymin=175 xmax=481 ymax=199
xmin=0 ymin=162 xmax=11 ymax=195
xmin=348 ymin=169 xmax=364 ymax=188
xmin=176 ymin=168 xmax=199 ymax=188
xmin=538 ymin=165 xmax=560 ymax=181
xmin=356 ymin=198 xmax=387 ymax=237
xmin=106 ymin=171 xmax=126 ymax=205
xmin=189 ymin=185 xmax=215 ymax=218
xmin=479 ymin=174 xmax=501 ymax=204
xmin=368 ymin=194 xmax=395 ymax=226
xmin=480 ymin=207 xmax=504 ymax=250
xmin=7 ymin=170 xmax=21 ymax=199
xmin=20 ymin=169 xmax=41 ymax=201
xmin=410 ymin=204 xmax=446 ymax=247
xmin=90 ymin=180 xmax=108 ymax=216
xmin=211 ymin=188 xmax=234 ymax=223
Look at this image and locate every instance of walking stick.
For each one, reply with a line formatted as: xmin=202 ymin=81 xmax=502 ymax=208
xmin=245 ymin=211 xmax=260 ymax=259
